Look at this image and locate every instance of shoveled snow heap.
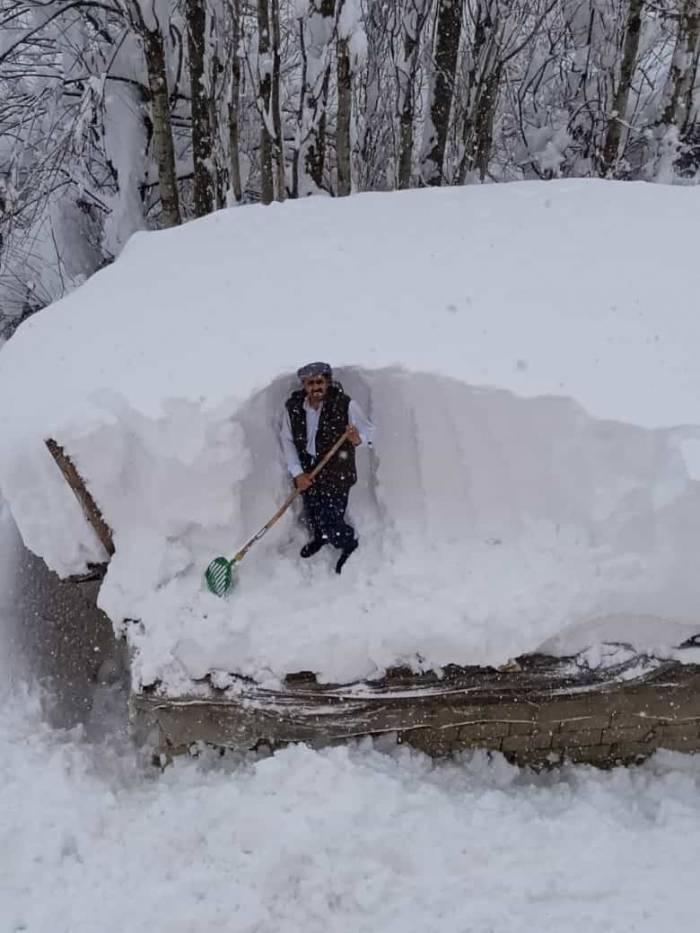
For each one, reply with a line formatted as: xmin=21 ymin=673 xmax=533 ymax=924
xmin=1 ymin=179 xmax=700 ymax=692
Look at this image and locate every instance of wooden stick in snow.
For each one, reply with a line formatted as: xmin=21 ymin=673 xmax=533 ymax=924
xmin=45 ymin=438 xmax=115 ymax=559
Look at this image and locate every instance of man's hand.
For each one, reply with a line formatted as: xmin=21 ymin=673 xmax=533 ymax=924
xmin=294 ymin=473 xmax=313 ymax=491
xmin=346 ymin=424 xmax=362 ymax=446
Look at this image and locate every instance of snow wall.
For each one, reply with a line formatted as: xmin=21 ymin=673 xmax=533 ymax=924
xmin=1 ymin=180 xmax=700 ymax=690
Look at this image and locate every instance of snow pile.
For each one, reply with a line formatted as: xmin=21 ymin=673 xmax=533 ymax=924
xmin=2 ymin=688 xmax=700 ymax=932
xmin=3 ymin=509 xmax=700 ymax=933
xmin=1 ymin=180 xmax=700 ymax=689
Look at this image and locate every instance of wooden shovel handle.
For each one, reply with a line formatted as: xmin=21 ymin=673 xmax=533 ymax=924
xmin=232 ymin=429 xmax=352 ymax=563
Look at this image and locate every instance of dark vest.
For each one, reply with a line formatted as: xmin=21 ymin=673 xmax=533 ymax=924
xmin=285 ymin=383 xmax=357 ymax=489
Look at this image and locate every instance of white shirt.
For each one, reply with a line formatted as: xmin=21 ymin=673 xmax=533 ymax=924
xmin=280 ymin=397 xmax=374 ymax=478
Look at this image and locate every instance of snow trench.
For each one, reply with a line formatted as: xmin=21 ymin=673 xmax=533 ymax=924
xmin=38 ymin=365 xmax=698 ymax=691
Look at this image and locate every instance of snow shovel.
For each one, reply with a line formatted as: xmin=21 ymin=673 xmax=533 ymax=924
xmin=205 ymin=429 xmax=352 ymax=597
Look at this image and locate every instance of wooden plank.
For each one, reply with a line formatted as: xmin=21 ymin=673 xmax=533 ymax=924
xmin=45 ymin=438 xmax=115 ymax=559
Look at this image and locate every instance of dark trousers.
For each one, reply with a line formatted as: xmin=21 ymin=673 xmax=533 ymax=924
xmin=302 ymin=484 xmax=356 ymax=551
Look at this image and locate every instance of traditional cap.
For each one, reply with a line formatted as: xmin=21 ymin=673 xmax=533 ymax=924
xmin=297 ymin=361 xmax=332 ymax=380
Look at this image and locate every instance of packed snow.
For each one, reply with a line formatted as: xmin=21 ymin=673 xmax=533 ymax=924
xmin=1 ymin=180 xmax=700 ymax=690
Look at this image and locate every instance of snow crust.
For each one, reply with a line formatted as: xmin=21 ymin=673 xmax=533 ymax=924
xmin=1 ymin=180 xmax=700 ymax=689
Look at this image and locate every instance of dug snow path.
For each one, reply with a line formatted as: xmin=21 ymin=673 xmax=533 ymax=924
xmin=2 ymin=691 xmax=699 ymax=933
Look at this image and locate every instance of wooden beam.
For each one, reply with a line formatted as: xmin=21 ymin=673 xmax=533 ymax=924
xmin=45 ymin=438 xmax=115 ymax=559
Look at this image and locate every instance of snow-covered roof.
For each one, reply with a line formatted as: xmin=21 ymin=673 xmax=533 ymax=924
xmin=1 ymin=179 xmax=700 ymax=691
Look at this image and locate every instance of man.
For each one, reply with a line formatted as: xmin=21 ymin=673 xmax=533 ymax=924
xmin=280 ymin=361 xmax=374 ymax=574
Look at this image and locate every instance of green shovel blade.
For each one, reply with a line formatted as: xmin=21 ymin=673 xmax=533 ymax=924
xmin=205 ymin=556 xmax=236 ymax=597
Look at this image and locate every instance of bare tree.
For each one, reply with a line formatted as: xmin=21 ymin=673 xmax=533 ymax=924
xmin=120 ymin=1 xmax=182 ymax=226
xmin=256 ymin=0 xmax=275 ymax=203
xmin=394 ymin=0 xmax=431 ymax=188
xmin=356 ymin=0 xmax=395 ymax=191
xmin=336 ymin=0 xmax=353 ymax=195
xmin=336 ymin=36 xmax=352 ymax=194
xmin=421 ymin=0 xmax=463 ymax=185
xmin=227 ymin=0 xmax=244 ymax=202
xmin=661 ymin=0 xmax=700 ymax=132
xmin=270 ymin=0 xmax=286 ymax=199
xmin=600 ymin=0 xmax=645 ymax=175
xmin=298 ymin=0 xmax=336 ymax=193
xmin=186 ymin=0 xmax=215 ymax=215
xmin=457 ymin=0 xmax=503 ymax=182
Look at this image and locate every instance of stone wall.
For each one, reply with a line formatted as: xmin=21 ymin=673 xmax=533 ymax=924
xmin=401 ymin=668 xmax=700 ymax=766
xmin=134 ymin=654 xmax=700 ymax=767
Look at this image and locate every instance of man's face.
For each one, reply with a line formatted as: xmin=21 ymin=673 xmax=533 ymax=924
xmin=302 ymin=374 xmax=329 ymax=404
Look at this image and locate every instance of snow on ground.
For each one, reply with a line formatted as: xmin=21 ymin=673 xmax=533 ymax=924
xmin=3 ymin=684 xmax=700 ymax=933
xmin=2 ymin=497 xmax=700 ymax=933
xmin=1 ymin=180 xmax=700 ymax=689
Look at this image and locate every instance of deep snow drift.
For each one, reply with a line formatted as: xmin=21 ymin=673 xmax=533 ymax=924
xmin=1 ymin=180 xmax=700 ymax=690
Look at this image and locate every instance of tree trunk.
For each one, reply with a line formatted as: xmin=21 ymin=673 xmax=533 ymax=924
xmin=186 ymin=0 xmax=214 ymax=216
xmin=457 ymin=1 xmax=503 ymax=185
xmin=600 ymin=0 xmax=644 ymax=175
xmin=307 ymin=64 xmax=332 ymax=189
xmin=257 ymin=0 xmax=274 ymax=204
xmin=396 ymin=0 xmax=428 ymax=189
xmin=462 ymin=64 xmax=502 ymax=181
xmin=457 ymin=2 xmax=498 ymax=182
xmin=292 ymin=18 xmax=307 ymax=198
xmin=337 ymin=36 xmax=352 ymax=195
xmin=270 ymin=0 xmax=286 ymax=200
xmin=661 ymin=0 xmax=700 ymax=132
xmin=142 ymin=27 xmax=181 ymax=226
xmin=209 ymin=47 xmax=227 ymax=209
xmin=299 ymin=0 xmax=336 ymax=194
xmin=228 ymin=0 xmax=243 ymax=202
xmin=420 ymin=0 xmax=463 ymax=186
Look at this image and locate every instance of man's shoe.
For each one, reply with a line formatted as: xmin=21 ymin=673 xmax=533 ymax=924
xmin=335 ymin=540 xmax=358 ymax=574
xmin=300 ymin=539 xmax=326 ymax=559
